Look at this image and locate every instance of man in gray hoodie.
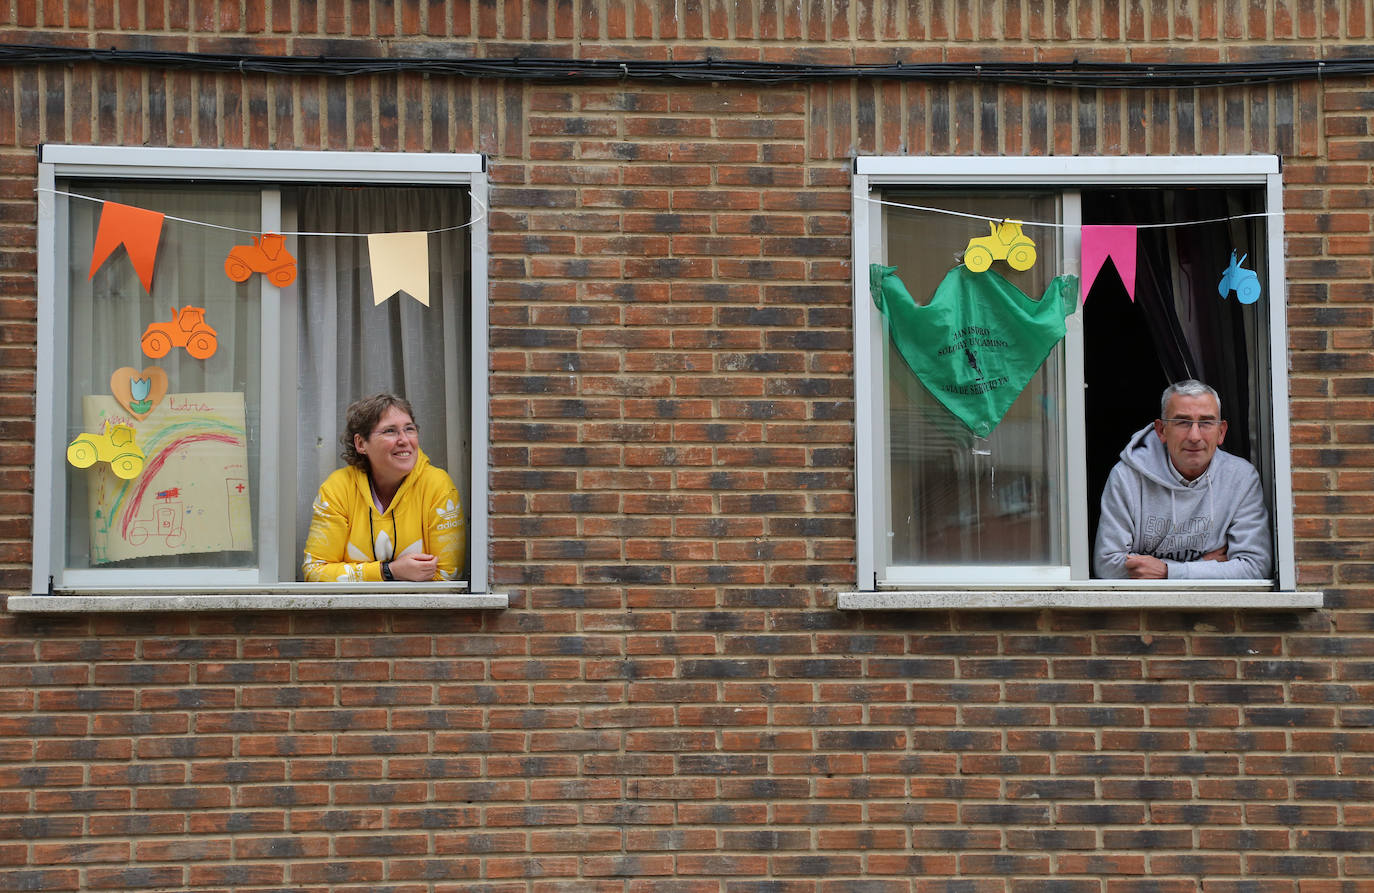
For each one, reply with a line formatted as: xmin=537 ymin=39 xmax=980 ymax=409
xmin=1094 ymin=380 xmax=1272 ymax=580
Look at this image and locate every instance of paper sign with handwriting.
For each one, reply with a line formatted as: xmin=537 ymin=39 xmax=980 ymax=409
xmin=80 ymin=392 xmax=253 ymax=564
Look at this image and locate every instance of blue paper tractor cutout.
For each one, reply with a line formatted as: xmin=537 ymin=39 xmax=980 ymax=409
xmin=1218 ymin=251 xmax=1261 ymax=305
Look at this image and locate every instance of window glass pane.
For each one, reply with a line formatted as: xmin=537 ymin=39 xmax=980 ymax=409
xmin=882 ymin=192 xmax=1065 ymax=566
xmin=63 ymin=184 xmax=262 ymax=570
xmin=291 ymin=186 xmax=471 ymax=580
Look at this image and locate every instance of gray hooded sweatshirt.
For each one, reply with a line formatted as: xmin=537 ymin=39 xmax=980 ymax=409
xmin=1094 ymin=424 xmax=1272 ymax=580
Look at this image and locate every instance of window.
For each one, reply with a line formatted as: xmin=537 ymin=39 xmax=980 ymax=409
xmin=24 ymin=147 xmax=497 ymax=609
xmin=849 ymin=156 xmax=1316 ymax=609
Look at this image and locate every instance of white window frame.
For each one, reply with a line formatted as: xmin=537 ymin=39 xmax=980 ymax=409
xmin=846 ymin=155 xmax=1319 ymax=611
xmin=18 ymin=146 xmax=503 ymax=611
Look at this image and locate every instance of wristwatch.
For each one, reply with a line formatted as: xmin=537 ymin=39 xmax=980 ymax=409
xmin=381 ymin=561 xmax=394 ymax=581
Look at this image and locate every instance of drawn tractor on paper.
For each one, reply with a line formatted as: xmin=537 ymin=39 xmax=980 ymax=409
xmin=963 ymin=220 xmax=1037 ymax=273
xmin=225 ymin=233 xmax=297 ymax=287
xmin=1218 ymin=251 xmax=1261 ymax=305
xmin=141 ymin=305 xmax=218 ymax=360
xmin=67 ymin=421 xmax=145 ymax=480
xmin=129 ymin=504 xmax=187 ymax=548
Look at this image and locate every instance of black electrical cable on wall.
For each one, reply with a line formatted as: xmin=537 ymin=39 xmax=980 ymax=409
xmin=0 ymin=43 xmax=1362 ymax=89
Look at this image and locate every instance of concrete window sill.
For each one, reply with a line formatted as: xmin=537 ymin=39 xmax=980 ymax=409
xmin=7 ymin=587 xmax=508 ymax=613
xmin=838 ymin=589 xmax=1324 ymax=611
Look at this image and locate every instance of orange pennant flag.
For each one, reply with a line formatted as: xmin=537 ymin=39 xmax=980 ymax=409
xmin=89 ymin=201 xmax=165 ymax=294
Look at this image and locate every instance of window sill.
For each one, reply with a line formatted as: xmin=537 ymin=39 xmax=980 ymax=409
xmin=838 ymin=589 xmax=1324 ymax=611
xmin=8 ymin=586 xmax=508 ymax=613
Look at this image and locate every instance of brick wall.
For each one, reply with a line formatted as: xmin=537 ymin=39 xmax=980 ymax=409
xmin=2 ymin=2 xmax=1374 ymax=890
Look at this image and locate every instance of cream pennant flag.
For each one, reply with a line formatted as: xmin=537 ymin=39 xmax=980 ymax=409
xmin=367 ymin=231 xmax=430 ymax=306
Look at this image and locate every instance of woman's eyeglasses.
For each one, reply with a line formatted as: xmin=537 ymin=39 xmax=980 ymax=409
xmin=371 ymin=424 xmax=419 ymax=440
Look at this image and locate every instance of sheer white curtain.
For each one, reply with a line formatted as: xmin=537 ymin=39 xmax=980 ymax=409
xmin=292 ymin=186 xmax=471 ymax=576
xmin=64 ymin=184 xmax=262 ymax=568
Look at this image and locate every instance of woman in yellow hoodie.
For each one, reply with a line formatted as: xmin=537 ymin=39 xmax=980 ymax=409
xmin=302 ymin=394 xmax=466 ymax=582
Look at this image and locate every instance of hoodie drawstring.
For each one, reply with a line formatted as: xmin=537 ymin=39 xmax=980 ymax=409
xmin=367 ymin=510 xmax=398 ymax=561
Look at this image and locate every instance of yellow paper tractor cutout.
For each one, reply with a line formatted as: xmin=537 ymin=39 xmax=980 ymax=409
xmin=67 ymin=421 xmax=146 ymax=480
xmin=963 ymin=220 xmax=1037 ymax=273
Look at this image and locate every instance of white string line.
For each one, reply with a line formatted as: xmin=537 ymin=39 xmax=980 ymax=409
xmin=868 ymin=196 xmax=1282 ymax=230
xmin=40 ymin=186 xmax=1271 ymax=235
xmin=37 ymin=187 xmax=488 ymax=236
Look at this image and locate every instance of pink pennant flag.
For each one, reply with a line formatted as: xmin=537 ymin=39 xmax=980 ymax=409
xmin=89 ymin=201 xmax=165 ymax=294
xmin=1080 ymin=225 xmax=1137 ymax=304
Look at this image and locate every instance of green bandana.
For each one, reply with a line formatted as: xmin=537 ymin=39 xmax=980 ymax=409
xmin=871 ymin=263 xmax=1078 ymax=437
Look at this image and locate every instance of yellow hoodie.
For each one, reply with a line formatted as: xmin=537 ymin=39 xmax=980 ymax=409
xmin=302 ymin=449 xmax=466 ymax=582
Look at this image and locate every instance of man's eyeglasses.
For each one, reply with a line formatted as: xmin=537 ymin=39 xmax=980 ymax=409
xmin=1161 ymin=418 xmax=1220 ymax=431
xmin=372 ymin=424 xmax=418 ymax=440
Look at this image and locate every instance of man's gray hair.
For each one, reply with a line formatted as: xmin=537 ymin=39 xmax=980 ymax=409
xmin=1160 ymin=379 xmax=1222 ymax=419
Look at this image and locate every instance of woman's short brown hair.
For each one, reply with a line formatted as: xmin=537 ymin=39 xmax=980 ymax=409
xmin=340 ymin=393 xmax=416 ymax=471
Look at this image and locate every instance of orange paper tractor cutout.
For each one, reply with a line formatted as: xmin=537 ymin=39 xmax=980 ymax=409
xmin=67 ymin=421 xmax=146 ymax=480
xmin=963 ymin=220 xmax=1037 ymax=273
xmin=141 ymin=305 xmax=219 ymax=360
xmin=225 ymin=233 xmax=297 ymax=287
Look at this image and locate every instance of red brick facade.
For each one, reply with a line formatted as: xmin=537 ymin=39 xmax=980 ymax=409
xmin=3 ymin=3 xmax=1373 ymax=890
